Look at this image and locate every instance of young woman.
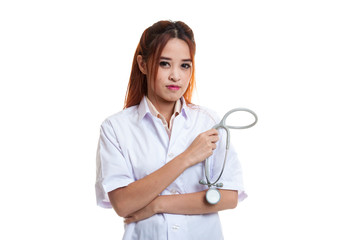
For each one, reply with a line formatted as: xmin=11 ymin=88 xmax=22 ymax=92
xmin=95 ymin=20 xmax=247 ymax=240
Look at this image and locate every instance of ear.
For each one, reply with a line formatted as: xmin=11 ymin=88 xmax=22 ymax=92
xmin=137 ymin=55 xmax=147 ymax=74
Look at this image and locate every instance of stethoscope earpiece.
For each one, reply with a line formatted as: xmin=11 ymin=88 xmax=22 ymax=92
xmin=199 ymin=179 xmax=207 ymax=185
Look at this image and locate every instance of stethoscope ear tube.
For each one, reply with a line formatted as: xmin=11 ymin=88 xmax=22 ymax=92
xmin=221 ymin=108 xmax=258 ymax=130
xmin=200 ymin=107 xmax=258 ymax=204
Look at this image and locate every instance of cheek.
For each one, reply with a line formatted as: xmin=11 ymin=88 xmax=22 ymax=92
xmin=184 ymin=71 xmax=192 ymax=84
xmin=156 ymin=69 xmax=168 ymax=83
xmin=181 ymin=70 xmax=192 ymax=81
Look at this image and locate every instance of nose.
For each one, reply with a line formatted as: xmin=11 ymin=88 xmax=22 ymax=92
xmin=169 ymin=68 xmax=180 ymax=82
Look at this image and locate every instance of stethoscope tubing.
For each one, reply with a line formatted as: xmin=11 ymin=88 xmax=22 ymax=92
xmin=201 ymin=108 xmax=258 ymax=188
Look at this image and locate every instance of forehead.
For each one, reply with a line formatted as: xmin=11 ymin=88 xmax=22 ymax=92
xmin=161 ymin=38 xmax=191 ymax=59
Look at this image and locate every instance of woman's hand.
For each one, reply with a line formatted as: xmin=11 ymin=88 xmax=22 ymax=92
xmin=183 ymin=129 xmax=219 ymax=167
xmin=124 ymin=198 xmax=159 ymax=224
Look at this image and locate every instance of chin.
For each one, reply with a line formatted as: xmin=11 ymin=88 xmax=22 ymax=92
xmin=164 ymin=97 xmax=180 ymax=103
xmin=163 ymin=94 xmax=182 ymax=102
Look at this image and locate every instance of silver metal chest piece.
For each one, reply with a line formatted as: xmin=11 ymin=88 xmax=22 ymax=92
xmin=206 ymin=188 xmax=221 ymax=205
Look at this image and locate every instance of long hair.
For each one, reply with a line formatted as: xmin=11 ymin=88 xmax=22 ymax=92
xmin=124 ymin=20 xmax=196 ymax=109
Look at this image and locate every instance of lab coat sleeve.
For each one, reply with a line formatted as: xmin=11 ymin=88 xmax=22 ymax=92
xmin=210 ymin=127 xmax=248 ymax=202
xmin=95 ymin=119 xmax=135 ymax=208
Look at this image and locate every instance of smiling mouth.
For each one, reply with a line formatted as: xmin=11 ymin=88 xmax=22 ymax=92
xmin=166 ymin=85 xmax=180 ymax=90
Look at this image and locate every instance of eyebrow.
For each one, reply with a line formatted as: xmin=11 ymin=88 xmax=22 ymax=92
xmin=160 ymin=56 xmax=192 ymax=62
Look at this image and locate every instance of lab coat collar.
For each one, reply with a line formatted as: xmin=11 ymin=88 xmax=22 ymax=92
xmin=137 ymin=96 xmax=150 ymax=122
xmin=179 ymin=97 xmax=192 ymax=129
xmin=180 ymin=97 xmax=190 ymax=118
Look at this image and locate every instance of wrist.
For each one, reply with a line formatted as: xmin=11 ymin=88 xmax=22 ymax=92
xmin=153 ymin=196 xmax=164 ymax=214
xmin=178 ymin=151 xmax=194 ymax=168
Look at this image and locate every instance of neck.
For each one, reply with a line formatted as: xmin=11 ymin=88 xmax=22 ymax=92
xmin=147 ymin=95 xmax=176 ymax=122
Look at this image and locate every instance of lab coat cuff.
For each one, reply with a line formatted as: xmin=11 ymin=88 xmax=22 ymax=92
xmin=103 ymin=179 xmax=134 ymax=193
xmin=220 ymin=185 xmax=248 ymax=202
xmin=95 ymin=179 xmax=134 ymax=209
xmin=238 ymin=190 xmax=248 ymax=202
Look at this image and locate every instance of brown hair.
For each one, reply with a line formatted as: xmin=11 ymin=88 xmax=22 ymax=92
xmin=124 ymin=20 xmax=196 ymax=109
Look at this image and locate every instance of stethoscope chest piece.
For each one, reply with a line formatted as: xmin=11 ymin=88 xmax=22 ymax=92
xmin=206 ymin=188 xmax=221 ymax=205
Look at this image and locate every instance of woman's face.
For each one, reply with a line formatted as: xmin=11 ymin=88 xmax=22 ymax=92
xmin=147 ymin=38 xmax=192 ymax=105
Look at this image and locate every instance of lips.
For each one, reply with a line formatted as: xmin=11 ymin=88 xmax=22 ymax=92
xmin=166 ymin=85 xmax=180 ymax=90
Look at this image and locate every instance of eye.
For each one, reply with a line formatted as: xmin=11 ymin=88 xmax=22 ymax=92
xmin=181 ymin=63 xmax=191 ymax=69
xmin=159 ymin=61 xmax=170 ymax=67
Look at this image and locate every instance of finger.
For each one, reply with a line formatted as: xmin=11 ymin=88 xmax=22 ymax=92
xmin=211 ymin=143 xmax=217 ymax=150
xmin=210 ymin=135 xmax=219 ymax=143
xmin=210 ymin=128 xmax=219 ymax=134
xmin=124 ymin=217 xmax=134 ymax=224
xmin=205 ymin=128 xmax=218 ymax=136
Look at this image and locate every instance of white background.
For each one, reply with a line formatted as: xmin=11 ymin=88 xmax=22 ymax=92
xmin=1 ymin=0 xmax=359 ymax=239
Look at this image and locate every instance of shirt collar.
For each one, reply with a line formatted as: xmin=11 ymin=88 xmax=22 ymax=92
xmin=146 ymin=96 xmax=182 ymax=119
xmin=137 ymin=96 xmax=190 ymax=123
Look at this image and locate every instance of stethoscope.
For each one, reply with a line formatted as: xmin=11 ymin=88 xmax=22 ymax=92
xmin=199 ymin=108 xmax=258 ymax=204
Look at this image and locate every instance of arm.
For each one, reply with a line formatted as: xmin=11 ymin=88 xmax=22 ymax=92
xmin=124 ymin=189 xmax=238 ymax=224
xmin=158 ymin=189 xmax=238 ymax=214
xmin=108 ymin=129 xmax=219 ymax=217
xmin=109 ymin=152 xmax=189 ymax=217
